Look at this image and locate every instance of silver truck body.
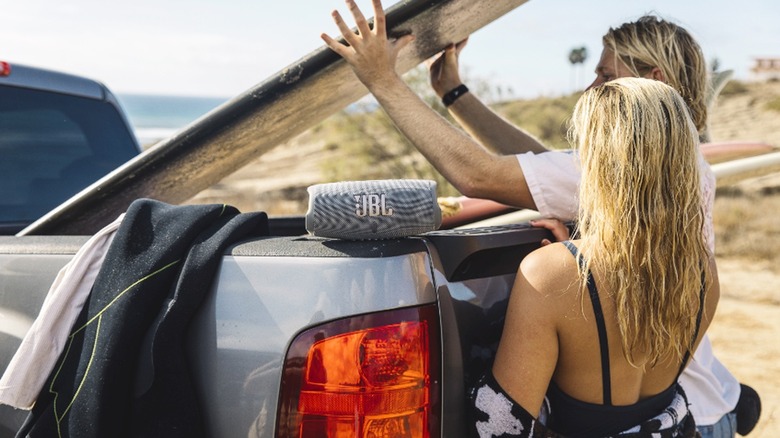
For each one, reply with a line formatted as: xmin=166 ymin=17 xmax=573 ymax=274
xmin=0 ymin=225 xmax=546 ymax=436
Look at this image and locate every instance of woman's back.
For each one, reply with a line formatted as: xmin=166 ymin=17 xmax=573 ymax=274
xmin=546 ymin=240 xmax=718 ymax=435
xmin=547 ymin=241 xmax=717 ymax=403
xmin=487 ymin=239 xmax=719 ymax=436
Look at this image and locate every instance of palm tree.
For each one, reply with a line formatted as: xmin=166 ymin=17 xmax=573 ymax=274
xmin=569 ymin=46 xmax=588 ymax=91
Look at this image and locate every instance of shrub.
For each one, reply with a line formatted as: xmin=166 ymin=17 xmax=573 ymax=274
xmin=719 ymin=80 xmax=749 ymax=96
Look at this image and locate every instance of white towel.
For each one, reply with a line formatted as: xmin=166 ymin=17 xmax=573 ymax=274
xmin=0 ymin=214 xmax=124 ymax=409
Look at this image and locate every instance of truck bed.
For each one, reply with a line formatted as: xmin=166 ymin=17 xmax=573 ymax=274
xmin=0 ymin=221 xmax=548 ymax=437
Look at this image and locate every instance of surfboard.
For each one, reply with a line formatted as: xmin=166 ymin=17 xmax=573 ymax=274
xmin=20 ymin=0 xmax=530 ymax=235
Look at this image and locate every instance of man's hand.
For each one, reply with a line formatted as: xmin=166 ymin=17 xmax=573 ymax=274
xmin=428 ymin=39 xmax=469 ymax=98
xmin=321 ymin=0 xmax=414 ymax=89
xmin=530 ymin=219 xmax=571 ymax=246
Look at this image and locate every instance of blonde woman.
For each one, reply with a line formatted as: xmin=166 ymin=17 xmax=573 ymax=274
xmin=471 ymin=77 xmax=719 ymax=437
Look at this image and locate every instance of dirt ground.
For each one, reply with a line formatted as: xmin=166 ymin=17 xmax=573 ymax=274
xmin=708 ymin=257 xmax=779 ymax=436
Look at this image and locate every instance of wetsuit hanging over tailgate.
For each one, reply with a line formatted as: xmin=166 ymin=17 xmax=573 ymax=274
xmin=17 ymin=199 xmax=269 ymax=438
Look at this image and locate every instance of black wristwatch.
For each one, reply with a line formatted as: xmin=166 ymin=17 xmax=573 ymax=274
xmin=442 ymin=84 xmax=469 ymax=107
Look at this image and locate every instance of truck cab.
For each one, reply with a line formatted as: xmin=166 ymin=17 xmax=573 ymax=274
xmin=0 ymin=61 xmax=141 ymax=235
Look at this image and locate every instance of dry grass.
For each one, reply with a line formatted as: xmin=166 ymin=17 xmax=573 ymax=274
xmin=714 ymin=192 xmax=780 ymax=268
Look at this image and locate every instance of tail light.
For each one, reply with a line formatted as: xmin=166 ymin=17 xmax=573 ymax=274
xmin=277 ymin=305 xmax=441 ymax=437
xmin=0 ymin=61 xmax=10 ymax=77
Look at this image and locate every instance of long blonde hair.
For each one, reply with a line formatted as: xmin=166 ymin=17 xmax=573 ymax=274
xmin=571 ymin=77 xmax=709 ymax=367
xmin=603 ymin=15 xmax=709 ymax=136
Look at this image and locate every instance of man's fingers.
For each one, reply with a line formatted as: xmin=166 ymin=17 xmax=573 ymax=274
xmin=443 ymin=43 xmax=463 ymax=72
xmin=332 ymin=10 xmax=360 ymax=47
xmin=425 ymin=53 xmax=444 ymax=83
xmin=455 ymin=38 xmax=469 ymax=54
xmin=321 ymin=32 xmax=351 ymax=58
xmin=372 ymin=0 xmax=386 ymax=36
xmin=347 ymin=0 xmax=372 ymax=37
xmin=530 ymin=219 xmax=571 ymax=243
xmin=390 ymin=34 xmax=415 ymax=57
xmin=434 ymin=56 xmax=443 ymax=81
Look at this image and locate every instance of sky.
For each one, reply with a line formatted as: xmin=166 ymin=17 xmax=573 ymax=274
xmin=3 ymin=0 xmax=779 ymax=100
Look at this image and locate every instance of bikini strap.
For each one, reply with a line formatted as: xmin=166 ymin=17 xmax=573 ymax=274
xmin=562 ymin=240 xmax=612 ymax=405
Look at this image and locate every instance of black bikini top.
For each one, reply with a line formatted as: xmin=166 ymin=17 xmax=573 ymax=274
xmin=544 ymin=241 xmax=704 ymax=437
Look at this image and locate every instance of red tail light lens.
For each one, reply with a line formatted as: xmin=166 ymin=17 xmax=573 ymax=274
xmin=0 ymin=62 xmax=10 ymax=77
xmin=277 ymin=305 xmax=441 ymax=437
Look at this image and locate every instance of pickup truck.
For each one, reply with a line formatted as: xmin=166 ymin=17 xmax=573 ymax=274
xmin=0 ymin=61 xmax=142 ymax=235
xmin=0 ymin=1 xmax=543 ymax=436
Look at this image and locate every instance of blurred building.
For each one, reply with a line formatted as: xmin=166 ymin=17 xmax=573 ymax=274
xmin=751 ymin=58 xmax=780 ymax=81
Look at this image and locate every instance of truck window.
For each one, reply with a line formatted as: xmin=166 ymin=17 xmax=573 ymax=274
xmin=0 ymin=86 xmax=139 ymax=233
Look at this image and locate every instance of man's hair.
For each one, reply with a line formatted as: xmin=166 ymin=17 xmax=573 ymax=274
xmin=603 ymin=15 xmax=709 ymax=135
xmin=570 ymin=77 xmax=709 ymax=367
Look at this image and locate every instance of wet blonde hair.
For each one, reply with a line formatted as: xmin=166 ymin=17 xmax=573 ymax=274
xmin=603 ymin=15 xmax=709 ymax=136
xmin=571 ymin=77 xmax=709 ymax=367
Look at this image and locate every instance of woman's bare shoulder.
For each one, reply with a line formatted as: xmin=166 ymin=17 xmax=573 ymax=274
xmin=519 ymin=242 xmax=580 ymax=283
xmin=515 ymin=241 xmax=582 ymax=307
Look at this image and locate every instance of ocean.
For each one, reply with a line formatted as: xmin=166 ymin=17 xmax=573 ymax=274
xmin=117 ymin=93 xmax=374 ymax=147
xmin=117 ymin=94 xmax=229 ymax=146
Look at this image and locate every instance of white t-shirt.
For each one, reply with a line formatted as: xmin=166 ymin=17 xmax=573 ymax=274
xmin=516 ymin=150 xmax=740 ymax=426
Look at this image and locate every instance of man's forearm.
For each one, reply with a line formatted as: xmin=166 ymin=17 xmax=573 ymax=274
xmin=447 ymin=92 xmax=549 ymax=155
xmin=368 ymin=76 xmax=537 ymax=209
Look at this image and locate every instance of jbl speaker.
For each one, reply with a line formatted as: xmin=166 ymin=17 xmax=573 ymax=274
xmin=305 ymin=179 xmax=442 ymax=240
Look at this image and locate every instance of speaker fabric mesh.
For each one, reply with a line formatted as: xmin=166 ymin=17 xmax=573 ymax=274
xmin=305 ymin=180 xmax=442 ymax=240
